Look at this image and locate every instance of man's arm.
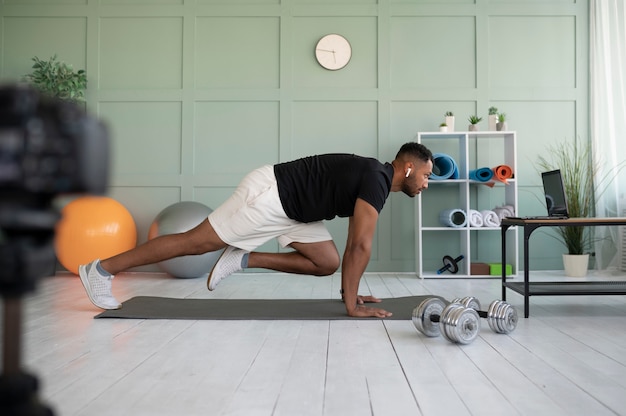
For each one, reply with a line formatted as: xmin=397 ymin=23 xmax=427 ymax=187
xmin=341 ymin=198 xmax=392 ymax=318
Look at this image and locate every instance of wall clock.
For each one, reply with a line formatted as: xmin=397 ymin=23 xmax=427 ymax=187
xmin=315 ymin=34 xmax=352 ymax=70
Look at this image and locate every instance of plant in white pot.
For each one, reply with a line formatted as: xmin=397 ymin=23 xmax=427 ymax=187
xmin=444 ymin=111 xmax=455 ymax=132
xmin=488 ymin=106 xmax=498 ymax=131
xmin=536 ymin=137 xmax=616 ymax=276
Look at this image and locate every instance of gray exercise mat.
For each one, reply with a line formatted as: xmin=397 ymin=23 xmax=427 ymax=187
xmin=94 ymin=295 xmax=439 ymax=320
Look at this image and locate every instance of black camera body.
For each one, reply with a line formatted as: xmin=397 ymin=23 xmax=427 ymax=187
xmin=0 ymin=84 xmax=108 ymax=200
xmin=0 ymin=84 xmax=110 ymax=296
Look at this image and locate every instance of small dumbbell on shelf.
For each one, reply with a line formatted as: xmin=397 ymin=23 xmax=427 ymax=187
xmin=412 ymin=296 xmax=519 ymax=345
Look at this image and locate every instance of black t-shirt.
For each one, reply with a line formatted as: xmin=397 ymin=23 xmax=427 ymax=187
xmin=274 ymin=154 xmax=394 ymax=223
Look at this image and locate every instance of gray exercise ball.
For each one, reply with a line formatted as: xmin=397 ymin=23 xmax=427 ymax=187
xmin=147 ymin=201 xmax=224 ymax=279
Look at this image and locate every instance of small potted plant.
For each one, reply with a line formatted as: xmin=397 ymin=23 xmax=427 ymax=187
xmin=22 ymin=54 xmax=87 ymax=103
xmin=439 ymin=122 xmax=448 ymax=132
xmin=488 ymin=107 xmax=498 ymax=131
xmin=444 ymin=111 xmax=455 ymax=132
xmin=468 ymin=115 xmax=482 ymax=131
xmin=496 ymin=113 xmax=508 ymax=131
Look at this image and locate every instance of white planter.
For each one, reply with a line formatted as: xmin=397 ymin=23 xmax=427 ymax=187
xmin=562 ymin=254 xmax=589 ymax=277
xmin=445 ymin=116 xmax=455 ymax=132
xmin=439 ymin=126 xmax=448 ymax=132
xmin=468 ymin=124 xmax=479 ymax=131
xmin=488 ymin=114 xmax=498 ymax=131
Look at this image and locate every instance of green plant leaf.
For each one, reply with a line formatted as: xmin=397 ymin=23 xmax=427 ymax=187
xmin=22 ymin=54 xmax=87 ymax=102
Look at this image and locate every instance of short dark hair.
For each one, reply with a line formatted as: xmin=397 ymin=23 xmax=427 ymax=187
xmin=395 ymin=142 xmax=433 ymax=164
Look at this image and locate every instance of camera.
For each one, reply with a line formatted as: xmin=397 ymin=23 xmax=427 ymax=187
xmin=0 ymin=84 xmax=110 ymax=415
xmin=0 ymin=84 xmax=108 ymax=200
xmin=0 ymin=84 xmax=109 ymax=295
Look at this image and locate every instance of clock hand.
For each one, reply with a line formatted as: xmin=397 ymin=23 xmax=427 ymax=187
xmin=316 ymin=48 xmax=335 ymax=53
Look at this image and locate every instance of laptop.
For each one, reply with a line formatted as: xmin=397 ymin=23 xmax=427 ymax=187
xmin=541 ymin=169 xmax=570 ymax=218
xmin=507 ymin=169 xmax=570 ymax=220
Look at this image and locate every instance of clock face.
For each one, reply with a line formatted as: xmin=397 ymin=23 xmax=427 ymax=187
xmin=315 ymin=34 xmax=352 ymax=70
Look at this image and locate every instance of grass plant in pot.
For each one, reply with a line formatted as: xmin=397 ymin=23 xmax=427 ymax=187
xmin=536 ymin=137 xmax=612 ymax=276
xmin=22 ymin=55 xmax=87 ymax=103
xmin=496 ymin=113 xmax=508 ymax=131
xmin=468 ymin=115 xmax=482 ymax=132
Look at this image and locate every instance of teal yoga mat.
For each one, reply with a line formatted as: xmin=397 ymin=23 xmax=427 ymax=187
xmin=94 ymin=295 xmax=442 ymax=320
xmin=469 ymin=167 xmax=494 ymax=182
xmin=431 ymin=153 xmax=459 ymax=180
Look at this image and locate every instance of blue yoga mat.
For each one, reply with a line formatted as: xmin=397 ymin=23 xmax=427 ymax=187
xmin=431 ymin=153 xmax=459 ymax=180
xmin=469 ymin=167 xmax=494 ymax=182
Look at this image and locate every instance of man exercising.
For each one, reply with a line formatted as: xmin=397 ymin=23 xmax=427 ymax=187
xmin=79 ymin=142 xmax=433 ymax=318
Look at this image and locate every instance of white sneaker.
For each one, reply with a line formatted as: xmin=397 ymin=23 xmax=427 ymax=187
xmin=78 ymin=259 xmax=122 ymax=310
xmin=207 ymin=246 xmax=246 ymax=291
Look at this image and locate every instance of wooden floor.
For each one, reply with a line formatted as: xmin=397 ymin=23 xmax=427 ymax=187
xmin=7 ymin=270 xmax=626 ymax=416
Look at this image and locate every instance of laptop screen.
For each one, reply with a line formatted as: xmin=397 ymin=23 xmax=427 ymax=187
xmin=541 ymin=169 xmax=569 ymax=217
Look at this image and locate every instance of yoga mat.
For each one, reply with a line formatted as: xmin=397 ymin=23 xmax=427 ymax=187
xmin=439 ymin=208 xmax=467 ymax=228
xmin=491 ymin=165 xmax=513 ymax=184
xmin=469 ymin=167 xmax=494 ymax=182
xmin=431 ymin=153 xmax=459 ymax=180
xmin=94 ymin=295 xmax=442 ymax=320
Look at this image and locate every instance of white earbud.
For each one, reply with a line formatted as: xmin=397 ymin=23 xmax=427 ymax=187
xmin=405 ymin=168 xmax=411 ymax=178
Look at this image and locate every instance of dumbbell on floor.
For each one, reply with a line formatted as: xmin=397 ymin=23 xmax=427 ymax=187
xmin=412 ymin=296 xmax=519 ymax=345
xmin=451 ymin=296 xmax=518 ymax=335
xmin=412 ymin=298 xmax=481 ymax=345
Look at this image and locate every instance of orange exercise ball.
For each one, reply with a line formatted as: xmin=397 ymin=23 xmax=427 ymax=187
xmin=55 ymin=196 xmax=137 ymax=275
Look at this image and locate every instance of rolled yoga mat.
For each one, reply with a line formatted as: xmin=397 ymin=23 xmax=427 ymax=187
xmin=439 ymin=208 xmax=467 ymax=227
xmin=469 ymin=167 xmax=494 ymax=182
xmin=492 ymin=165 xmax=513 ymax=184
xmin=431 ymin=153 xmax=459 ymax=180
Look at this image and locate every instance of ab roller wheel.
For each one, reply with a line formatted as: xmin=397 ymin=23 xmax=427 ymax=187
xmin=412 ymin=296 xmax=518 ymax=345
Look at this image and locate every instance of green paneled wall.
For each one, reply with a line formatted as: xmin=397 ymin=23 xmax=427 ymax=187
xmin=0 ymin=0 xmax=588 ymax=272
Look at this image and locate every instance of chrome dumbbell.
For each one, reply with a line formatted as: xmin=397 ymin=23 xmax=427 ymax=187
xmin=412 ymin=297 xmax=481 ymax=345
xmin=451 ymin=296 xmax=518 ymax=335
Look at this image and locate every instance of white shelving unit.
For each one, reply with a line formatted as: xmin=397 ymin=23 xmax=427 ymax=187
xmin=415 ymin=131 xmax=519 ymax=278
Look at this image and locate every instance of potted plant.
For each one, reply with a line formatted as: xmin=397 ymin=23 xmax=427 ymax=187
xmin=468 ymin=115 xmax=482 ymax=131
xmin=536 ymin=138 xmax=615 ymax=276
xmin=439 ymin=122 xmax=448 ymax=132
xmin=22 ymin=55 xmax=87 ymax=102
xmin=488 ymin=107 xmax=498 ymax=131
xmin=444 ymin=111 xmax=455 ymax=132
xmin=496 ymin=113 xmax=508 ymax=131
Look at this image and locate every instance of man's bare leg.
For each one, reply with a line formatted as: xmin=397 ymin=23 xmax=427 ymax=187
xmin=101 ymin=218 xmax=226 ymax=275
xmin=247 ymin=240 xmax=340 ymax=276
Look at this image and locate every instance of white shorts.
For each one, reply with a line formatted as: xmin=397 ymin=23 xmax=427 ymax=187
xmin=208 ymin=165 xmax=332 ymax=252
